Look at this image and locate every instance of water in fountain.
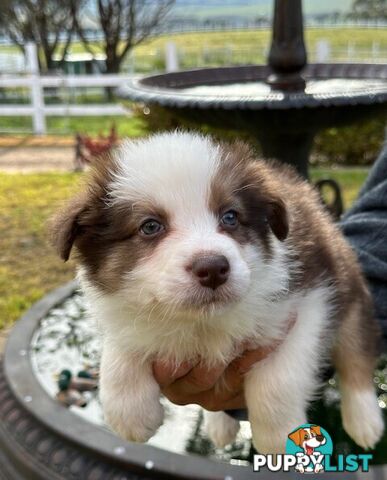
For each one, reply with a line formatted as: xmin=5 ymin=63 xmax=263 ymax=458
xmin=179 ymin=79 xmax=387 ymax=100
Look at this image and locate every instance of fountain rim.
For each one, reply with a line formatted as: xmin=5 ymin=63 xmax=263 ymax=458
xmin=119 ymin=63 xmax=387 ymax=111
xmin=3 ymin=281 xmax=259 ymax=480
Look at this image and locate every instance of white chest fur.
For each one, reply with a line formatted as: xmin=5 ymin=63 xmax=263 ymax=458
xmin=81 ymin=260 xmax=332 ymax=368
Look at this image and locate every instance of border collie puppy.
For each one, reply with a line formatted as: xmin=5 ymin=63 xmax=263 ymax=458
xmin=51 ymin=131 xmax=383 ymax=453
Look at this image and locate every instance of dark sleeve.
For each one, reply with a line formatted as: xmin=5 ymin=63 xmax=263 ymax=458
xmin=340 ymin=144 xmax=387 ymax=339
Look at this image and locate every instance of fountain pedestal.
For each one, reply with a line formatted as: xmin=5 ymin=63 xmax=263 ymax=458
xmin=257 ymin=130 xmax=315 ymax=178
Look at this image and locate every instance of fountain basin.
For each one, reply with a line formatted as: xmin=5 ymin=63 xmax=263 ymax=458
xmin=121 ymin=64 xmax=387 ymax=111
xmin=119 ymin=63 xmax=387 ymax=176
xmin=1 ymin=282 xmax=387 ymax=479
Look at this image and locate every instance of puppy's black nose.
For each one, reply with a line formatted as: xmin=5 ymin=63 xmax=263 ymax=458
xmin=191 ymin=255 xmax=230 ymax=290
xmin=316 ymin=435 xmax=324 ymax=442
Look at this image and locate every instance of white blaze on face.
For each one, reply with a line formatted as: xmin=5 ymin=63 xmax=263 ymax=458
xmin=110 ymin=132 xmax=220 ymax=209
xmin=108 ymin=132 xmax=252 ymax=311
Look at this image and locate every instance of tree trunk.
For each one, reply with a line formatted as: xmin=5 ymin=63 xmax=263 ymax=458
xmin=104 ymin=58 xmax=120 ymax=101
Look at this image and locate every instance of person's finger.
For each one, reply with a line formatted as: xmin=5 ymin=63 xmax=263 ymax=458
xmin=220 ymin=360 xmax=244 ymax=393
xmin=187 ymin=386 xmax=246 ymax=411
xmin=161 ymin=361 xmax=247 ymax=409
xmin=161 ymin=362 xmax=225 ymax=400
xmin=217 ymin=392 xmax=246 ymax=411
xmin=165 ymin=349 xmax=267 ymax=408
xmin=234 ymin=317 xmax=297 ymax=374
xmin=153 ymin=360 xmax=193 ymax=388
xmin=232 ymin=344 xmax=277 ymax=374
xmin=200 ymin=346 xmax=279 ymax=409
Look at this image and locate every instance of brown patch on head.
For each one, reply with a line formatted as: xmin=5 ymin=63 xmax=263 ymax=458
xmin=50 ymin=151 xmax=168 ymax=292
xmin=49 ymin=191 xmax=88 ymax=262
xmin=208 ymin=141 xmax=288 ymax=256
xmin=49 ymin=151 xmax=118 ymax=262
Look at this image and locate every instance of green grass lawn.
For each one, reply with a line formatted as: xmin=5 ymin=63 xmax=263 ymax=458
xmin=0 ymin=27 xmax=385 ymax=68
xmin=68 ymin=27 xmax=387 ymax=69
xmin=0 ymin=172 xmax=80 ymax=329
xmin=67 ymin=27 xmax=386 ymax=56
xmin=311 ymin=167 xmax=368 ymax=210
xmin=0 ymin=167 xmax=367 ymax=330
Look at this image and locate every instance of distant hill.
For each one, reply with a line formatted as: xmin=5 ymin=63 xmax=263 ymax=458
xmin=172 ymin=0 xmax=353 ymax=18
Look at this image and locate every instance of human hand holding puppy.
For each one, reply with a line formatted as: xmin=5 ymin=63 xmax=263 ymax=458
xmin=153 ymin=343 xmax=279 ymax=411
xmin=98 ymin=340 xmax=280 ymax=445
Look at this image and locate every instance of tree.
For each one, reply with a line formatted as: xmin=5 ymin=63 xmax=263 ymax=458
xmin=1 ymin=0 xmax=83 ymax=71
xmin=350 ymin=0 xmax=387 ymax=20
xmin=74 ymin=0 xmax=175 ymax=75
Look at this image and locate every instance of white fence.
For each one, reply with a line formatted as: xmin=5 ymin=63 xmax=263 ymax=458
xmin=0 ymin=43 xmax=133 ymax=134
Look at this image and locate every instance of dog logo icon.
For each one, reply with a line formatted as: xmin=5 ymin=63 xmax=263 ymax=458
xmin=286 ymin=424 xmax=333 ymax=473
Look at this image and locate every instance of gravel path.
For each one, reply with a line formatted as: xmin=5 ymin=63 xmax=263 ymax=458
xmin=0 ymin=146 xmax=75 ymax=172
xmin=0 ymin=327 xmax=10 ymax=354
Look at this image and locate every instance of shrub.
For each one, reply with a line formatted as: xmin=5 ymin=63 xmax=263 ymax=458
xmin=132 ymin=103 xmax=258 ymax=146
xmin=313 ymin=116 xmax=386 ymax=166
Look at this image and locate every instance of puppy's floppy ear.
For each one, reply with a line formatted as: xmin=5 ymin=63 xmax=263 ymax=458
xmin=49 ymin=193 xmax=88 ymax=261
xmin=288 ymin=428 xmax=303 ymax=446
xmin=239 ymin=161 xmax=289 ymax=241
xmin=267 ymin=196 xmax=289 ymax=241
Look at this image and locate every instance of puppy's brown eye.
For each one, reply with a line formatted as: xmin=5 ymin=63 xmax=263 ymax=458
xmin=220 ymin=210 xmax=238 ymax=229
xmin=140 ymin=219 xmax=164 ymax=237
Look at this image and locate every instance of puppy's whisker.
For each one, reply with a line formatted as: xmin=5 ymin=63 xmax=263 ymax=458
xmin=232 ymin=183 xmax=256 ymax=194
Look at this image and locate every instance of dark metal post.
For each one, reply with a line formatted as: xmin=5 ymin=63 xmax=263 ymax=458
xmin=267 ymin=0 xmax=307 ymax=91
xmin=256 ymin=129 xmax=314 ymax=178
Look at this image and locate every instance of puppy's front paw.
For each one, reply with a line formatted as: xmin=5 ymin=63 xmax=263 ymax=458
xmin=103 ymin=398 xmax=164 ymax=443
xmin=205 ymin=411 xmax=240 ymax=448
xmin=251 ymin=427 xmax=285 ymax=454
xmin=341 ymin=389 xmax=384 ymax=450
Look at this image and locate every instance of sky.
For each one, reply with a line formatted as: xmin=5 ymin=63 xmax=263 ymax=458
xmin=170 ymin=0 xmax=353 ymax=18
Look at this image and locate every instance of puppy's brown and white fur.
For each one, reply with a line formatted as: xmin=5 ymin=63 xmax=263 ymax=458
xmin=51 ymin=132 xmax=383 ymax=453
